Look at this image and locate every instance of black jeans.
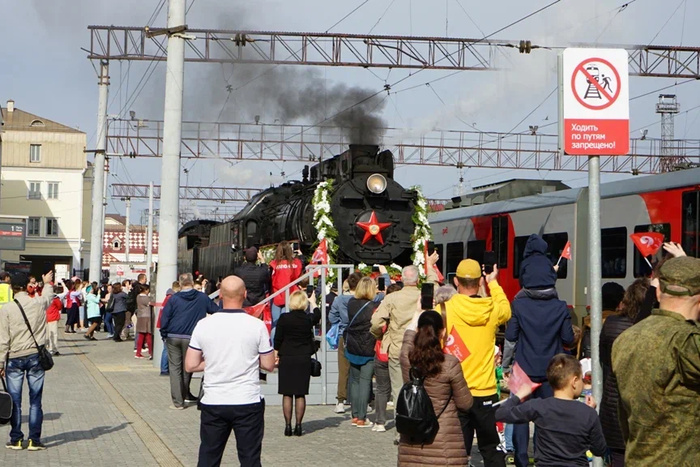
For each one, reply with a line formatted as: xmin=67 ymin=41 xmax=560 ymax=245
xmin=459 ymin=394 xmax=505 ymax=467
xmin=198 ymin=401 xmax=265 ymax=467
xmin=112 ymin=312 xmax=126 ymax=341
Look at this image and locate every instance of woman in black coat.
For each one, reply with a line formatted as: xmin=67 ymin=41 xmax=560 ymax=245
xmin=599 ymin=278 xmax=649 ymax=467
xmin=274 ymin=290 xmax=321 ymax=437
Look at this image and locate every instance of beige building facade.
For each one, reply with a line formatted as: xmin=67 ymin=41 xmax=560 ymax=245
xmin=0 ymin=100 xmax=92 ymax=278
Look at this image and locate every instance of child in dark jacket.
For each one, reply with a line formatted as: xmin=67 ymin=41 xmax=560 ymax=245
xmin=496 ymin=354 xmax=607 ymax=467
xmin=505 ymin=234 xmax=575 ymax=467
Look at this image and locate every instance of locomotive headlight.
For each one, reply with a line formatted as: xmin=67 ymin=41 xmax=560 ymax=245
xmin=366 ymin=174 xmax=387 ymax=194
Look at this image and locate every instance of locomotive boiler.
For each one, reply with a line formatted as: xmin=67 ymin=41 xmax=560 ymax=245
xmin=179 ymin=145 xmax=419 ymax=279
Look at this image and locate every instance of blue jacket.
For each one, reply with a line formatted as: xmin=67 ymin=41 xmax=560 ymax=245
xmin=519 ymin=234 xmax=557 ymax=290
xmin=329 ymin=294 xmax=352 ymax=335
xmin=160 ymin=289 xmax=219 ymax=339
xmin=506 ymin=288 xmax=575 ymax=381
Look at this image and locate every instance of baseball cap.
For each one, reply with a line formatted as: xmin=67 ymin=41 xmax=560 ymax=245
xmin=658 ymin=256 xmax=700 ymax=297
xmin=10 ymin=272 xmax=30 ymax=289
xmin=456 ymin=259 xmax=482 ymax=279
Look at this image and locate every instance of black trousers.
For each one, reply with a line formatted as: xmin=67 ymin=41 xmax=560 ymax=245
xmin=198 ymin=400 xmax=265 ymax=467
xmin=112 ymin=313 xmax=126 ymax=341
xmin=458 ymin=394 xmax=505 ymax=467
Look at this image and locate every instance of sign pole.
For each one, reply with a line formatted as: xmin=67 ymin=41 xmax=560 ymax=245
xmin=588 ymin=155 xmax=603 ymax=467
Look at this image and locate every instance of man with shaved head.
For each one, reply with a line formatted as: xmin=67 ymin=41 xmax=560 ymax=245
xmin=186 ymin=276 xmax=275 ymax=467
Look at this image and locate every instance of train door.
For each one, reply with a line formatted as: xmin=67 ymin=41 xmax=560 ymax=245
xmin=682 ymin=189 xmax=699 ymax=257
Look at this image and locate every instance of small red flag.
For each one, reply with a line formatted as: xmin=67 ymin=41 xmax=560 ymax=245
xmin=443 ymin=327 xmax=470 ymax=362
xmin=508 ymin=362 xmax=542 ymax=395
xmin=561 ymin=241 xmax=572 ymax=260
xmin=630 ymin=232 xmax=665 ymax=257
xmin=311 ymin=238 xmax=329 ymax=265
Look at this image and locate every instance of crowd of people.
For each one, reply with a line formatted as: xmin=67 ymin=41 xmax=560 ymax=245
xmin=0 ymin=235 xmax=697 ymax=467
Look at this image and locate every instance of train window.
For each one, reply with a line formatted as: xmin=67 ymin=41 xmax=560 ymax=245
xmin=466 ymin=240 xmax=486 ymax=265
xmin=602 ymin=227 xmax=627 ymax=278
xmin=246 ymin=220 xmax=257 ymax=235
xmin=633 ymin=224 xmax=671 ymax=277
xmin=512 ymin=236 xmax=529 ymax=278
xmin=492 ymin=217 xmax=509 ymax=269
xmin=445 ymin=242 xmax=465 ymax=276
xmin=434 ymin=244 xmax=444 ymax=274
xmin=512 ymin=233 xmax=568 ymax=279
xmin=543 ymin=233 xmax=569 ymax=279
xmin=682 ymin=191 xmax=699 ymax=258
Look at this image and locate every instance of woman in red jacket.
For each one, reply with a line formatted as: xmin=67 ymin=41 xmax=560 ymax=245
xmin=269 ymin=241 xmax=302 ymax=338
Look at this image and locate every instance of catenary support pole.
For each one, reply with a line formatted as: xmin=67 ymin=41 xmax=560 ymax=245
xmin=125 ymin=197 xmax=131 ymax=263
xmin=154 ymin=0 xmax=186 ymax=369
xmin=588 ymin=155 xmax=604 ymax=467
xmin=88 ymin=60 xmax=109 ymax=283
xmin=146 ymin=182 xmax=154 ymax=280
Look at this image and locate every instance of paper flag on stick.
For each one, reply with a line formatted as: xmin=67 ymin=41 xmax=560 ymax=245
xmin=630 ymin=232 xmax=665 ymax=258
xmin=443 ymin=328 xmax=470 ymax=362
xmin=561 ymin=241 xmax=572 ymax=260
xmin=508 ymin=363 xmax=542 ymax=396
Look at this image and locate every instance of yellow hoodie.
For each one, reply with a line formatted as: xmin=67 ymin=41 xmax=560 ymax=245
xmin=443 ymin=280 xmax=511 ymax=397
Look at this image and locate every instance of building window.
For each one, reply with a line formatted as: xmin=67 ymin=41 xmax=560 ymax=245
xmin=28 ymin=217 xmax=41 ymax=236
xmin=30 ymin=144 xmax=41 ymax=163
xmin=46 ymin=218 xmax=59 ymax=237
xmin=28 ymin=182 xmax=41 ymax=200
xmin=47 ymin=182 xmax=59 ymax=200
xmin=602 ymin=227 xmax=627 ymax=278
xmin=113 ymin=239 xmax=121 ymax=249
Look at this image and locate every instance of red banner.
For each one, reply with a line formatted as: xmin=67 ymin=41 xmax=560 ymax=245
xmin=244 ymin=302 xmax=272 ymax=335
xmin=443 ymin=327 xmax=470 ymax=362
xmin=630 ymin=232 xmax=664 ymax=257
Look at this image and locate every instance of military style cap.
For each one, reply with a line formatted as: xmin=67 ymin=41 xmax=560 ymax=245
xmin=658 ymin=256 xmax=700 ymax=297
xmin=456 ymin=259 xmax=482 ymax=279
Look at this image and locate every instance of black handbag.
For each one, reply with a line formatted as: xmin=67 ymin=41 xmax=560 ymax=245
xmin=310 ymin=353 xmax=322 ymax=377
xmin=0 ymin=374 xmax=11 ymax=425
xmin=14 ymin=299 xmax=54 ymax=371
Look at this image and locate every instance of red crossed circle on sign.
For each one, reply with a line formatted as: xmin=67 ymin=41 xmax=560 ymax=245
xmin=571 ymin=57 xmax=621 ymax=111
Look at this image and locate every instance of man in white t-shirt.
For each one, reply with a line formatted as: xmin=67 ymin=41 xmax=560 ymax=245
xmin=185 ymin=275 xmax=275 ymax=467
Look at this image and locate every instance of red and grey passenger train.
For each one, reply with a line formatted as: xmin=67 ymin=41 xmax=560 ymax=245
xmin=428 ymin=168 xmax=700 ymax=325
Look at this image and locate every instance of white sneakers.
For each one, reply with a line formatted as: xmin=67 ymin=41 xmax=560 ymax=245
xmin=372 ymin=424 xmax=386 ymax=432
xmin=334 ymin=402 xmax=346 ymax=414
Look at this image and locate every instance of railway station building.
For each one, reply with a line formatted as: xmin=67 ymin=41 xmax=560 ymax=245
xmin=0 ymin=100 xmax=92 ymax=279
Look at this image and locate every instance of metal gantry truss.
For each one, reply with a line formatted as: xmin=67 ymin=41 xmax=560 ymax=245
xmin=112 ymin=183 xmax=260 ymax=201
xmin=106 ymin=118 xmax=700 ymax=174
xmin=87 ymin=26 xmax=700 ymax=78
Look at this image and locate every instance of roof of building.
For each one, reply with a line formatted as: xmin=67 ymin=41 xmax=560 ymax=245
xmin=105 ymin=214 xmax=127 ymax=225
xmin=1 ymin=106 xmax=84 ymax=134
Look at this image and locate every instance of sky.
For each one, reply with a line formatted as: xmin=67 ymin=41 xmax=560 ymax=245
xmin=1 ymin=0 xmax=699 ymax=221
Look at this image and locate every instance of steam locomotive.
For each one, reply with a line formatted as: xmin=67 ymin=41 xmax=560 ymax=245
xmin=178 ymin=145 xmax=419 ymax=279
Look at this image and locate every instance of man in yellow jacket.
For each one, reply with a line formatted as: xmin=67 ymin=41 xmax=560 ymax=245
xmin=0 ymin=272 xmax=13 ymax=308
xmin=444 ymin=259 xmax=511 ymax=467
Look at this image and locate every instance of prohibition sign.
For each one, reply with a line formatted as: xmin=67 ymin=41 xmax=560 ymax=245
xmin=571 ymin=57 xmax=621 ymax=111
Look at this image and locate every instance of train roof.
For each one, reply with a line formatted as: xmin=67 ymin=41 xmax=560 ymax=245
xmin=429 ymin=167 xmax=700 ymax=221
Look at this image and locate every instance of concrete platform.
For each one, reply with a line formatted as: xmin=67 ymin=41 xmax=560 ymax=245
xmin=1 ymin=318 xmax=487 ymax=466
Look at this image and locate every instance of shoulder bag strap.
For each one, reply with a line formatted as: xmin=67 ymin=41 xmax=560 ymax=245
xmin=347 ymin=301 xmax=370 ymax=330
xmin=440 ymin=302 xmax=449 ymax=346
xmin=436 ymin=390 xmax=453 ymax=419
xmin=14 ymin=299 xmax=41 ymax=352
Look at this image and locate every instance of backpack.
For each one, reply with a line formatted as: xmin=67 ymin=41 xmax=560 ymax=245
xmin=396 ymin=368 xmax=451 ymax=445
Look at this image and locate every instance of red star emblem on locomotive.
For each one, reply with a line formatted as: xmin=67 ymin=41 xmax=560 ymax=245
xmin=356 ymin=211 xmax=392 ymax=245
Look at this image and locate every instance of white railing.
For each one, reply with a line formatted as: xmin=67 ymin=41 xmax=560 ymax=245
xmin=210 ymin=263 xmax=356 ymax=404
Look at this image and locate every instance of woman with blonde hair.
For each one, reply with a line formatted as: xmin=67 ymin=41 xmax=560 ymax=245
xmin=274 ymin=290 xmax=321 ymax=436
xmin=345 ymin=276 xmax=380 ymax=428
